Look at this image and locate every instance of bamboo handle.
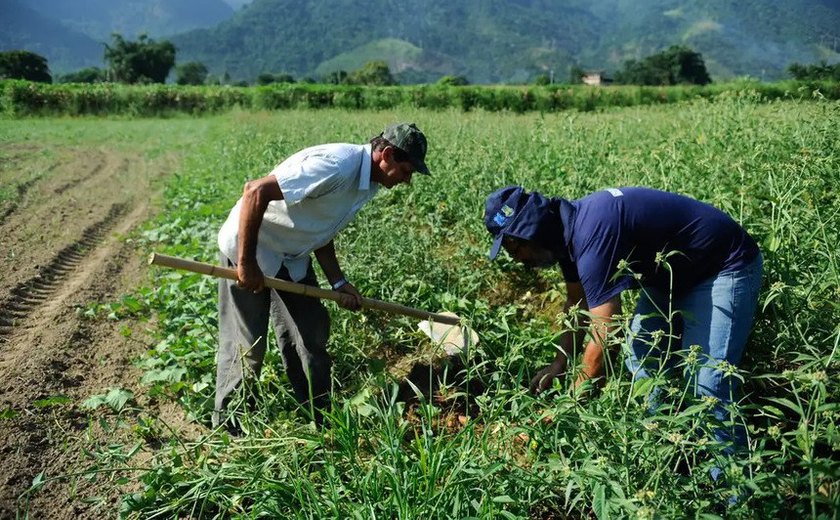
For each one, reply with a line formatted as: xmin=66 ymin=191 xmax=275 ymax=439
xmin=149 ymin=253 xmax=461 ymax=325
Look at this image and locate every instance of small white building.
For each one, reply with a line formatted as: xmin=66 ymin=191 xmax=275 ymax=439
xmin=582 ymin=72 xmax=613 ymax=86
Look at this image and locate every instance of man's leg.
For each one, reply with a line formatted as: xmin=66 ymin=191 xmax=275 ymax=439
xmin=269 ymin=264 xmax=332 ymax=425
xmin=214 ymin=253 xmax=271 ymax=428
xmin=625 ymin=286 xmax=686 ymax=415
xmin=678 ymin=254 xmax=763 ymax=453
xmin=625 ymin=286 xmax=678 ymax=381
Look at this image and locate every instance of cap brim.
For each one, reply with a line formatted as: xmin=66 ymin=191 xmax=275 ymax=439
xmin=413 ymin=159 xmax=430 ymax=175
xmin=488 ymin=234 xmax=504 ymax=260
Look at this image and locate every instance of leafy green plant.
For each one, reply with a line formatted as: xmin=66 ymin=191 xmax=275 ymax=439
xmin=82 ymin=388 xmax=135 ymax=412
xmin=18 ymin=97 xmax=837 ymax=517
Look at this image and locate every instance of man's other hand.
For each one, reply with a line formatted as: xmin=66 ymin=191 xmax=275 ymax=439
xmin=530 ymin=362 xmax=565 ymax=395
xmin=335 ymin=282 xmax=363 ymax=311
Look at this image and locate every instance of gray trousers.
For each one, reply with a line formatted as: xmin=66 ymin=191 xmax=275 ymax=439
xmin=213 ymin=254 xmax=331 ymax=427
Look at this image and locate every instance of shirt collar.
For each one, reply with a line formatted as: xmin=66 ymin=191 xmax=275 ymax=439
xmin=359 ymin=143 xmax=372 ymax=190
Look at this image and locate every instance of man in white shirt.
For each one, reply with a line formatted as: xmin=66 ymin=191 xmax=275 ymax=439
xmin=214 ymin=123 xmax=429 ymax=430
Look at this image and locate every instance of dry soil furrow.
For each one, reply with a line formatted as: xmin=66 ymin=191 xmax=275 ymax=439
xmin=53 ymin=157 xmax=128 ymax=196
xmin=0 ymin=204 xmax=127 ymax=343
xmin=0 ymin=145 xmax=173 ymax=520
xmin=0 ymin=176 xmax=43 ymax=225
xmin=0 ymin=149 xmax=132 ymax=305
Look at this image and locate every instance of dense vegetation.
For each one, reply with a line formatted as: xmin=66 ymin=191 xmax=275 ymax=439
xmin=168 ymin=0 xmax=840 ymax=83
xmin=614 ymin=46 xmax=711 ymax=86
xmin=789 ymin=62 xmax=840 ymax=81
xmin=103 ymin=34 xmax=175 ymax=84
xmin=27 ymin=91 xmax=833 ymax=518
xmin=3 ymin=79 xmax=839 ymax=118
xmin=7 ymin=0 xmax=838 ymax=80
xmin=0 ymin=50 xmax=52 ymax=83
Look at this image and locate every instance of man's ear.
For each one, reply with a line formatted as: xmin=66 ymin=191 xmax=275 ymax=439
xmin=381 ymin=145 xmax=395 ymax=162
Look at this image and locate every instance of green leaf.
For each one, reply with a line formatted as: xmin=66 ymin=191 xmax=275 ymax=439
xmin=766 ymin=397 xmax=804 ymax=417
xmin=82 ymin=388 xmax=134 ymax=412
xmin=357 ymin=404 xmax=375 ymax=417
xmin=631 ymin=377 xmax=655 ymax=399
xmin=30 ymin=471 xmax=45 ymax=492
xmin=761 ymin=405 xmax=786 ymax=419
xmin=141 ymin=367 xmax=186 ymax=385
xmin=592 ymin=483 xmax=608 ymax=519
xmin=1 ymin=407 xmax=19 ymax=419
xmin=82 ymin=395 xmax=107 ymax=410
xmin=33 ymin=395 xmax=72 ymax=408
xmin=104 ymin=388 xmax=134 ymax=411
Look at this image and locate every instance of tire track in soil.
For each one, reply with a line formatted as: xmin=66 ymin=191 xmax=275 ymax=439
xmin=0 ymin=146 xmax=186 ymax=520
xmin=0 ymin=200 xmax=151 ymax=520
xmin=0 ymin=176 xmax=42 ymax=225
xmin=0 ymin=204 xmax=127 ymax=342
xmin=52 ymin=156 xmax=118 ymax=196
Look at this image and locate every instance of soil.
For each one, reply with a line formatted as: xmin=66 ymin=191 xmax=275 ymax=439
xmin=0 ymin=143 xmax=186 ymax=519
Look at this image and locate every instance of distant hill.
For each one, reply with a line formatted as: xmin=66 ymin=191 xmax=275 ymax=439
xmin=1 ymin=0 xmax=103 ymax=73
xmin=171 ymin=0 xmax=840 ymax=83
xmin=4 ymin=0 xmax=839 ymax=81
xmin=20 ymin=0 xmax=234 ymax=40
xmin=172 ymin=0 xmax=601 ymax=84
xmin=580 ymin=0 xmax=840 ymax=80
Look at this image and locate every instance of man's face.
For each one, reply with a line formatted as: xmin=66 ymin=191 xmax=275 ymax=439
xmin=377 ymin=147 xmax=415 ymax=189
xmin=503 ymin=236 xmax=556 ymax=268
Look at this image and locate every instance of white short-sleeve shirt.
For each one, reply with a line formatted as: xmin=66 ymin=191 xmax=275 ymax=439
xmin=217 ymin=143 xmax=378 ymax=281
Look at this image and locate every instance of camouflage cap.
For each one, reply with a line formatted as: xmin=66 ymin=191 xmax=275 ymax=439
xmin=382 ymin=122 xmax=430 ymax=175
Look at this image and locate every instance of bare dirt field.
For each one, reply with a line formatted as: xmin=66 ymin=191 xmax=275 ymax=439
xmin=0 ymin=141 xmax=182 ymax=519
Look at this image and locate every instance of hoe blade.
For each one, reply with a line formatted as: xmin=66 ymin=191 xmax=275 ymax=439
xmin=418 ymin=312 xmax=479 ymax=355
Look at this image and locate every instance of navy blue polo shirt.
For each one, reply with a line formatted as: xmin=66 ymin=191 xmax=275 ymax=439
xmin=557 ymin=188 xmax=759 ymax=307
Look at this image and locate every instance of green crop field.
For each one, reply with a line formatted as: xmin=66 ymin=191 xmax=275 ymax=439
xmin=9 ymin=92 xmax=839 ymax=518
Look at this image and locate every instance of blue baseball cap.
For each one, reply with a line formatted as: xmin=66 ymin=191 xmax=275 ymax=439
xmin=484 ymin=185 xmax=555 ymax=260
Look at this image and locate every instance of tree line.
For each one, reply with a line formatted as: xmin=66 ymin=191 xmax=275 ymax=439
xmin=787 ymin=61 xmax=840 ymax=81
xmin=1 ymin=37 xmax=837 ymax=86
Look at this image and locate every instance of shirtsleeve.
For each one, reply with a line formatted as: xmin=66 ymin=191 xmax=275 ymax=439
xmin=273 ymin=153 xmax=345 ymax=205
xmin=575 ymin=223 xmax=635 ymax=308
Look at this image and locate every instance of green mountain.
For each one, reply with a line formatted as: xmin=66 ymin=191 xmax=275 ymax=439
xmin=171 ymin=0 xmax=601 ymax=83
xmin=170 ymin=0 xmax=840 ymax=83
xmin=4 ymin=0 xmax=839 ymax=81
xmin=20 ymin=0 xmax=234 ymax=41
xmin=1 ymin=0 xmax=103 ymax=72
xmin=580 ymin=0 xmax=840 ymax=80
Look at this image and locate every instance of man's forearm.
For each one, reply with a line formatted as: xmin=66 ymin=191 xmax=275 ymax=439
xmin=237 ymin=179 xmax=275 ymax=264
xmin=238 ymin=210 xmax=263 ymax=265
xmin=313 ymin=241 xmax=344 ymax=285
xmin=577 ymin=340 xmax=605 ymax=382
xmin=574 ymin=297 xmax=620 ymax=387
xmin=553 ymin=296 xmax=589 ymax=370
xmin=552 ymin=326 xmax=587 ymax=369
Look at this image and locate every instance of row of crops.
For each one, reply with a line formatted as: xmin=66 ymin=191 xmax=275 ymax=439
xmin=22 ymin=93 xmax=838 ymax=517
xmin=2 ymin=79 xmax=839 ymax=117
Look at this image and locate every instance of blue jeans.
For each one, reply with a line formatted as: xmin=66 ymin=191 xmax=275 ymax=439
xmin=624 ymin=253 xmax=763 ymax=452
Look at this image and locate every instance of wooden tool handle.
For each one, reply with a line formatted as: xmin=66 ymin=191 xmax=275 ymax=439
xmin=149 ymin=253 xmax=461 ymax=325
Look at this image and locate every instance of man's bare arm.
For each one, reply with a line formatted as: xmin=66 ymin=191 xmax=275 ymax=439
xmin=313 ymin=240 xmax=362 ymax=310
xmin=236 ymin=175 xmax=283 ymax=291
xmin=530 ymin=282 xmax=588 ymax=394
xmin=574 ymin=295 xmax=621 ymax=389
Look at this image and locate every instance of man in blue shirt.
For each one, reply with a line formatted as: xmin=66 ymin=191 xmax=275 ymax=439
xmin=484 ymin=186 xmax=763 ymax=452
